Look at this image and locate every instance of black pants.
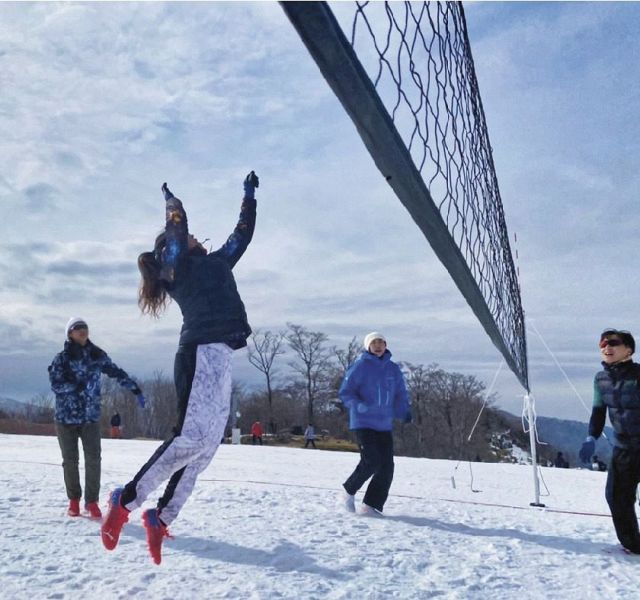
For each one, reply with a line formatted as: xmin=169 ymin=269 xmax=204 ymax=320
xmin=122 ymin=343 xmax=197 ymax=507
xmin=606 ymin=446 xmax=640 ymax=552
xmin=252 ymin=435 xmax=263 ymax=445
xmin=343 ymin=429 xmax=394 ymax=512
xmin=305 ymin=439 xmax=317 ymax=448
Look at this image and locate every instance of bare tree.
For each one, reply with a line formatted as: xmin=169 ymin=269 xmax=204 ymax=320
xmin=328 ymin=336 xmax=361 ymax=413
xmin=144 ymin=370 xmax=178 ymax=440
xmin=25 ymin=393 xmax=55 ymax=423
xmin=247 ymin=329 xmax=285 ymax=431
xmin=441 ymin=371 xmax=487 ymax=460
xmin=285 ymin=323 xmax=333 ymax=424
xmin=400 ymin=362 xmax=438 ymax=451
xmin=100 ymin=370 xmax=176 ymax=440
xmin=397 ymin=362 xmax=495 ymax=459
xmin=335 ymin=336 xmax=361 ymax=373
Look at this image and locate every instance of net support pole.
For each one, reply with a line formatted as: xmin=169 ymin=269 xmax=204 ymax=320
xmin=280 ymin=1 xmax=528 ymax=390
xmin=525 ymin=393 xmax=545 ymax=507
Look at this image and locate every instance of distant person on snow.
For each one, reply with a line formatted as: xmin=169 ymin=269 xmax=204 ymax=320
xmin=579 ymin=329 xmax=640 ymax=554
xmin=101 ymin=171 xmax=259 ymax=565
xmin=592 ymin=454 xmax=607 ymax=472
xmin=48 ymin=317 xmax=144 ymax=519
xmin=304 ymin=423 xmax=317 ymax=449
xmin=110 ymin=412 xmax=122 ymax=439
xmin=338 ymin=332 xmax=410 ymax=516
xmin=554 ymin=451 xmax=569 ymax=469
xmin=251 ymin=420 xmax=263 ymax=445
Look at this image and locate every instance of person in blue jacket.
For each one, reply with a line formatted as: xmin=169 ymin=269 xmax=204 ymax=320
xmin=101 ymin=171 xmax=259 ymax=565
xmin=579 ymin=328 xmax=640 ymax=554
xmin=48 ymin=317 xmax=144 ymax=519
xmin=339 ymin=331 xmax=410 ymax=516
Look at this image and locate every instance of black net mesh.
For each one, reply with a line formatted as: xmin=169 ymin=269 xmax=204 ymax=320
xmin=349 ymin=1 xmax=527 ymax=388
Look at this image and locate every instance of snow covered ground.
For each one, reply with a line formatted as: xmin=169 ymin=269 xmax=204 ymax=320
xmin=0 ymin=434 xmax=636 ymax=600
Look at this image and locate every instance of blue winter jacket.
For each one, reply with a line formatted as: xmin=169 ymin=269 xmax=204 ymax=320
xmin=48 ymin=340 xmax=141 ymax=424
xmin=339 ymin=350 xmax=410 ymax=431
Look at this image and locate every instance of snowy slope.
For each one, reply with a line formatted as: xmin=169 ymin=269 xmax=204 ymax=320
xmin=0 ymin=434 xmax=635 ymax=600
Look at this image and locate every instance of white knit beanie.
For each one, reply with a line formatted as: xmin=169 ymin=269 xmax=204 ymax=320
xmin=65 ymin=317 xmax=88 ymax=339
xmin=363 ymin=332 xmax=386 ymax=351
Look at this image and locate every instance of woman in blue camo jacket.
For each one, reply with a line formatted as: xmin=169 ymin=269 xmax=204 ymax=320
xmin=49 ymin=317 xmax=143 ymax=519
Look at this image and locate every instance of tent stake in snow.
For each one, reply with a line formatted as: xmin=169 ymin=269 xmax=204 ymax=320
xmin=525 ymin=393 xmax=545 ymax=507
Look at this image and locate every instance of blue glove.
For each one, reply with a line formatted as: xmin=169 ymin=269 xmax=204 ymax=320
xmin=243 ymin=171 xmax=259 ymax=199
xmin=579 ymin=436 xmax=596 ymax=463
xmin=136 ymin=393 xmax=146 ymax=409
xmin=403 ymin=410 xmax=413 ymax=424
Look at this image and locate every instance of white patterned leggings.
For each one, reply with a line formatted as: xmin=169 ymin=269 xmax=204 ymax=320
xmin=121 ymin=343 xmax=232 ymax=524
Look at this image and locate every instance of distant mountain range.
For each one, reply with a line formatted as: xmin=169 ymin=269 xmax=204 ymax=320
xmin=535 ymin=414 xmax=614 ymax=465
xmin=498 ymin=410 xmax=613 ymax=467
xmin=0 ymin=396 xmax=30 ymax=416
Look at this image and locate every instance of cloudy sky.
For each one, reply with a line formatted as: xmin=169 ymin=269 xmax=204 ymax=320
xmin=2 ymin=1 xmax=639 ymax=423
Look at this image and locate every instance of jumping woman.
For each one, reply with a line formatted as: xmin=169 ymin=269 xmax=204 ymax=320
xmin=101 ymin=171 xmax=259 ymax=564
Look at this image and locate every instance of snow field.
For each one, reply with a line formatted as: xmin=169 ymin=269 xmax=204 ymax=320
xmin=0 ymin=434 xmax=636 ymax=600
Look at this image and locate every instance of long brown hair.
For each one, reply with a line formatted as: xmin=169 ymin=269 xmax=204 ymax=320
xmin=137 ymin=232 xmax=169 ymax=318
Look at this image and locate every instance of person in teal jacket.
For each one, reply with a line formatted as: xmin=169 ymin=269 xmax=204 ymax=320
xmin=579 ymin=328 xmax=640 ymax=553
xmin=339 ymin=332 xmax=410 ymax=516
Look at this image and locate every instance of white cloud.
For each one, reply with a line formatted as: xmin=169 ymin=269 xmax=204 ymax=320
xmin=2 ymin=2 xmax=640 ymax=423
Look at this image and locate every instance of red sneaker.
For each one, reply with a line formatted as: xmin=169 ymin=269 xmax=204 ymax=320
xmin=85 ymin=501 xmax=103 ymax=520
xmin=101 ymin=488 xmax=129 ymax=550
xmin=142 ymin=509 xmax=172 ymax=565
xmin=67 ymin=498 xmax=80 ymax=517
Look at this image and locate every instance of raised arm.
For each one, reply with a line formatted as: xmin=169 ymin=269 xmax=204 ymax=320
xmin=213 ymin=171 xmax=259 ymax=268
xmin=158 ymin=182 xmax=189 ymax=284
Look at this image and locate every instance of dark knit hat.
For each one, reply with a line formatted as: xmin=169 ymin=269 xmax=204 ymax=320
xmin=601 ymin=329 xmax=635 ymax=353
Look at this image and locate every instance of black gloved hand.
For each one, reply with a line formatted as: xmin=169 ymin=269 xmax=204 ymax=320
xmin=161 ymin=182 xmax=175 ymax=201
xmin=243 ymin=171 xmax=259 ymax=199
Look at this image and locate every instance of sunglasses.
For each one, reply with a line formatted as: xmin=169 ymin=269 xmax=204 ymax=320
xmin=71 ymin=324 xmax=88 ymax=332
xmin=599 ymin=338 xmax=624 ymax=349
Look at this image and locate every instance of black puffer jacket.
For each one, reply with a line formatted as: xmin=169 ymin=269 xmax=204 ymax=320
xmin=160 ymin=192 xmax=256 ymax=349
xmin=590 ymin=360 xmax=640 ymax=448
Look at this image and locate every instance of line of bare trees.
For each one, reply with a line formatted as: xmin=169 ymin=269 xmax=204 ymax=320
xmin=247 ymin=323 xmax=358 ymax=429
xmin=244 ymin=323 xmax=503 ymax=460
xmin=18 ymin=322 xmax=529 ymax=461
